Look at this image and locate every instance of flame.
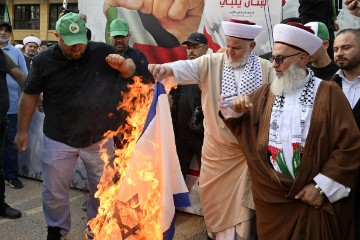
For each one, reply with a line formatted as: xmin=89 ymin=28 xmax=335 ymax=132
xmin=88 ymin=76 xmax=163 ymax=239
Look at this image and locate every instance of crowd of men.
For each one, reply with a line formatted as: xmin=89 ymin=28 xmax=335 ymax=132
xmin=0 ymin=1 xmax=360 ymax=239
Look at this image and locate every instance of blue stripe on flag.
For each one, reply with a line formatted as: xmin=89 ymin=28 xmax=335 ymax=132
xmin=163 ymin=217 xmax=176 ymax=240
xmin=141 ymin=82 xmax=167 ymax=135
xmin=174 ymin=192 xmax=191 ymax=208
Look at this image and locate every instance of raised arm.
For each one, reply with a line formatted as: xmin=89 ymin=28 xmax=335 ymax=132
xmin=106 ymin=54 xmax=136 ymax=78
xmin=103 ymin=0 xmax=204 ymax=45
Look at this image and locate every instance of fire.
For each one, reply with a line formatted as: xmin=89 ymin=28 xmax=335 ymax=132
xmin=88 ymin=76 xmax=163 ymax=239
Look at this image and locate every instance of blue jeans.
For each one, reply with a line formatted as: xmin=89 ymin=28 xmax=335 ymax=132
xmin=41 ymin=135 xmax=114 ymax=236
xmin=3 ymin=114 xmax=18 ymax=179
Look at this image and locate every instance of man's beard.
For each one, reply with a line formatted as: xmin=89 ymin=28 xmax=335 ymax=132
xmin=335 ymin=55 xmax=360 ymax=71
xmin=0 ymin=37 xmax=7 ymax=44
xmin=27 ymin=52 xmax=36 ymax=58
xmin=225 ymin=51 xmax=250 ymax=69
xmin=270 ymin=63 xmax=308 ymax=96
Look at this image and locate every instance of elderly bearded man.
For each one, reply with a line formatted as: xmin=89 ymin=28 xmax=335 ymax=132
xmin=22 ymin=35 xmax=41 ymax=70
xmin=149 ymin=19 xmax=273 ymax=240
xmin=222 ymin=22 xmax=360 ymax=240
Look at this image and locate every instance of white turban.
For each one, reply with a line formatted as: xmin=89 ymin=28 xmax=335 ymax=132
xmin=273 ymin=23 xmax=322 ymax=55
xmin=23 ymin=36 xmax=41 ymax=47
xmin=221 ymin=19 xmax=262 ymax=40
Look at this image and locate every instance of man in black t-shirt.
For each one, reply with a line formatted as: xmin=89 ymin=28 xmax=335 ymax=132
xmin=108 ymin=18 xmax=154 ymax=84
xmin=14 ymin=13 xmax=135 ymax=240
xmin=305 ymin=21 xmax=338 ymax=80
xmin=0 ymin=49 xmax=26 ymax=219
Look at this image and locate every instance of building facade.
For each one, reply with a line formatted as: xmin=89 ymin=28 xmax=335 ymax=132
xmin=4 ymin=0 xmax=78 ymax=44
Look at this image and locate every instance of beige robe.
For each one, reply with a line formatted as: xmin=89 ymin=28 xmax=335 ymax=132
xmin=192 ymin=53 xmax=273 ymax=232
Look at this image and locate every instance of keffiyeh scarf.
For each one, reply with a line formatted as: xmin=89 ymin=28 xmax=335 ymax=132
xmin=221 ymin=52 xmax=262 ymax=100
xmin=268 ymin=71 xmax=320 ymax=179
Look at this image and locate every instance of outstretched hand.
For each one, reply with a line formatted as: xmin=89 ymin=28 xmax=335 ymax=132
xmin=103 ymin=0 xmax=205 ymax=44
xmin=148 ymin=64 xmax=174 ymax=82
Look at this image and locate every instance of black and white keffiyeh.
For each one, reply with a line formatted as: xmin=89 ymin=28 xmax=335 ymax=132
xmin=221 ymin=52 xmax=262 ymax=100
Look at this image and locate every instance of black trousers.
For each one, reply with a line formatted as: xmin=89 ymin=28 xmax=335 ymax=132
xmin=175 ymin=138 xmax=203 ymax=179
xmin=0 ymin=116 xmax=8 ymax=203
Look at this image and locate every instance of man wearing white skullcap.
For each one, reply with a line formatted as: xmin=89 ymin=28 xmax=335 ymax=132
xmin=148 ymin=18 xmax=274 ymax=240
xmin=22 ymin=35 xmax=41 ymax=70
xmin=222 ymin=22 xmax=360 ymax=239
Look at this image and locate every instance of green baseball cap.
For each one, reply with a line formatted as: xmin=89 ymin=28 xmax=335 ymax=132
xmin=109 ymin=19 xmax=129 ymax=37
xmin=304 ymin=22 xmax=329 ymax=40
xmin=56 ymin=12 xmax=87 ymax=46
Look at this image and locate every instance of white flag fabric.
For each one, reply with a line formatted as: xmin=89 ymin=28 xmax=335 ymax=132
xmin=117 ymin=82 xmax=191 ymax=239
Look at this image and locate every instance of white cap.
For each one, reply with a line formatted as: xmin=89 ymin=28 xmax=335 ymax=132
xmin=15 ymin=44 xmax=23 ymax=49
xmin=273 ymin=23 xmax=322 ymax=55
xmin=221 ymin=19 xmax=262 ymax=40
xmin=23 ymin=36 xmax=41 ymax=47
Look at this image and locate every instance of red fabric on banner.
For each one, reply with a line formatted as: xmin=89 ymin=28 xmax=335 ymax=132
xmin=203 ymin=27 xmax=221 ymax=53
xmin=134 ymin=43 xmax=188 ymax=64
xmin=134 ymin=26 xmax=221 ymax=64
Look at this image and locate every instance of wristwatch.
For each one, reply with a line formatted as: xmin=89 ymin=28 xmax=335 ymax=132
xmin=314 ymin=184 xmax=327 ymax=198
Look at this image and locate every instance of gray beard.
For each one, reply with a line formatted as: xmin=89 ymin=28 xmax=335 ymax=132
xmin=0 ymin=38 xmax=8 ymax=44
xmin=225 ymin=52 xmax=250 ymax=69
xmin=270 ymin=64 xmax=308 ymax=96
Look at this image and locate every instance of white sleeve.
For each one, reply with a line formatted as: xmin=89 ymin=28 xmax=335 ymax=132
xmin=314 ymin=173 xmax=351 ymax=203
xmin=165 ymin=60 xmax=199 ymax=85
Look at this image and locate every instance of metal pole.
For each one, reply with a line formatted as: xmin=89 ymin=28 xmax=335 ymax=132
xmin=63 ymin=0 xmax=68 ymax=10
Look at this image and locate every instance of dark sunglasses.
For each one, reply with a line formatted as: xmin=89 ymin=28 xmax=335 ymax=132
xmin=271 ymin=52 xmax=302 ymax=64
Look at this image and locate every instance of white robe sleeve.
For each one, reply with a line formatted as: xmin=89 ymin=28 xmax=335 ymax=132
xmin=165 ymin=60 xmax=199 ymax=85
xmin=314 ymin=174 xmax=351 ymax=203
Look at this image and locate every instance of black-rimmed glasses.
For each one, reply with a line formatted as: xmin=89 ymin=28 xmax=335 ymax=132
xmin=271 ymin=52 xmax=302 ymax=64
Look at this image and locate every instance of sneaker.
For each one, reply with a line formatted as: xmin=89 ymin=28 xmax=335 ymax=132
xmin=85 ymin=225 xmax=94 ymax=239
xmin=5 ymin=177 xmax=23 ymax=189
xmin=0 ymin=202 xmax=21 ymax=219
